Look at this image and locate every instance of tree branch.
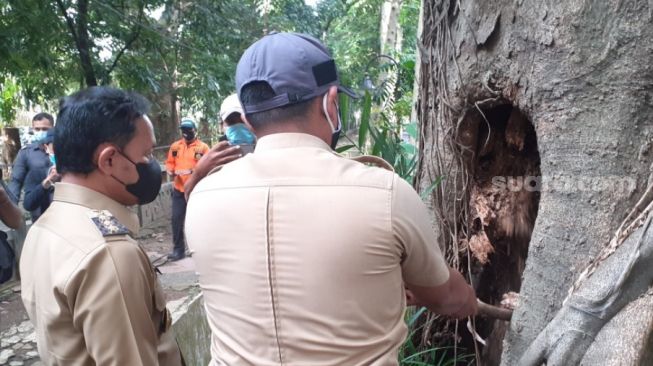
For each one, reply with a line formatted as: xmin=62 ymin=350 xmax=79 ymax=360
xmin=54 ymin=0 xmax=79 ymax=46
xmin=104 ymin=2 xmax=145 ymax=80
xmin=321 ymin=0 xmax=363 ymax=36
xmin=75 ymin=0 xmax=97 ymax=86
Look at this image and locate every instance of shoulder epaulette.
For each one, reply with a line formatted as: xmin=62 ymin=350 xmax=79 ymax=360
xmin=88 ymin=210 xmax=130 ymax=237
xmin=349 ymin=155 xmax=394 ymax=172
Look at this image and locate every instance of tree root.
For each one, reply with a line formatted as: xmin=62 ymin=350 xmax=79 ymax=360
xmin=520 ymin=214 xmax=653 ymax=365
xmin=568 ymin=183 xmax=653 ymax=301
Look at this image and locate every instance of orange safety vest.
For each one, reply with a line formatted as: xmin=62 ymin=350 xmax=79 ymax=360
xmin=165 ymin=138 xmax=209 ymax=192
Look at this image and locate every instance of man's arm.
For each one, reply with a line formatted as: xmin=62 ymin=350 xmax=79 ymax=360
xmin=23 ymin=169 xmax=50 ymax=212
xmin=406 ymin=268 xmax=477 ymax=318
xmin=0 ymin=184 xmax=23 ymax=229
xmin=392 ymin=176 xmax=477 ymax=318
xmin=8 ymin=149 xmax=28 ymax=203
xmin=68 ymin=240 xmax=161 ymax=365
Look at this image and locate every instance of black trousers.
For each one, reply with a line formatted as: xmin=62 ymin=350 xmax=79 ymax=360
xmin=171 ymin=189 xmax=187 ymax=253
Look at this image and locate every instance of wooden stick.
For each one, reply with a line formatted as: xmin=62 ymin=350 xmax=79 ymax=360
xmin=477 ymin=299 xmax=513 ymax=321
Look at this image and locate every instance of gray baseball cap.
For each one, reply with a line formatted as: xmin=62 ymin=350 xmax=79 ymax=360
xmin=236 ymin=32 xmax=358 ymax=114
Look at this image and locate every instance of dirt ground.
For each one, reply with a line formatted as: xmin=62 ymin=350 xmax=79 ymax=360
xmin=0 ymin=223 xmax=199 ymax=365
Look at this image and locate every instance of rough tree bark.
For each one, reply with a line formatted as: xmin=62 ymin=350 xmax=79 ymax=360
xmin=381 ymin=0 xmax=402 ymax=55
xmin=415 ymin=0 xmax=653 ymax=365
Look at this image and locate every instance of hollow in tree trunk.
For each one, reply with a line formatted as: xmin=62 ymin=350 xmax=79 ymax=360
xmin=415 ymin=0 xmax=653 ymax=364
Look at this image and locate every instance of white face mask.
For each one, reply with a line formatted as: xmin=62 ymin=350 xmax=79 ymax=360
xmin=322 ymin=93 xmax=341 ymax=150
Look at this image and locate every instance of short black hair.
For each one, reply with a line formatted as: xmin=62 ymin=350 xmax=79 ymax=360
xmin=224 ymin=112 xmax=243 ymax=126
xmin=54 ymin=86 xmax=150 ymax=175
xmin=32 ymin=112 xmax=54 ymax=125
xmin=240 ymin=81 xmax=313 ymax=130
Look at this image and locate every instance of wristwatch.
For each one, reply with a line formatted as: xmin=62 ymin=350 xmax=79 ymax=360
xmin=42 ymin=179 xmax=53 ymax=190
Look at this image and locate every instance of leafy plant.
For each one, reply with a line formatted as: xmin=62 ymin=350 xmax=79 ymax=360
xmin=338 ymin=89 xmax=419 ymax=182
xmin=0 ymin=79 xmax=20 ymax=127
xmin=399 ymin=307 xmax=474 ymax=365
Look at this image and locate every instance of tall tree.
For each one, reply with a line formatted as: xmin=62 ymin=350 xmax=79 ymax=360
xmin=0 ymin=0 xmax=159 ymax=109
xmin=416 ymin=0 xmax=653 ymax=365
xmin=380 ymin=0 xmax=401 ymax=55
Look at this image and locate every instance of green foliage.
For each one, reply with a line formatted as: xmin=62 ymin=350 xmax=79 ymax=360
xmin=398 ymin=0 xmax=420 ymax=54
xmin=267 ymin=0 xmax=320 ymax=36
xmin=338 ymin=89 xmax=419 ymax=182
xmin=368 ymin=115 xmax=418 ymax=181
xmin=329 ymin=0 xmax=422 ymax=183
xmin=399 ymin=307 xmax=474 ymax=366
xmin=321 ymin=0 xmax=384 ymax=92
xmin=0 ymin=0 xmax=78 ymax=102
xmin=0 ymin=79 xmax=20 ymax=126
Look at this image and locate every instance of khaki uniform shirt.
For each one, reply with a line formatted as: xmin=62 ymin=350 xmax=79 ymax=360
xmin=20 ymin=183 xmax=182 ymax=366
xmin=186 ymin=133 xmax=449 ymax=366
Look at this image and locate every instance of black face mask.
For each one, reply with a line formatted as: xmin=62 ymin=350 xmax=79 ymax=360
xmin=112 ymin=152 xmax=162 ymax=205
xmin=182 ymin=130 xmax=196 ymax=141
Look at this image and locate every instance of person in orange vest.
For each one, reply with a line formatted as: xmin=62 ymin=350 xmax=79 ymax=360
xmin=165 ymin=118 xmax=209 ymax=261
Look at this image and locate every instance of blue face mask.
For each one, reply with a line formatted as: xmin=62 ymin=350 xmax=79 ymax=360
xmin=33 ymin=130 xmax=47 ymax=143
xmin=49 ymin=154 xmax=56 ymax=166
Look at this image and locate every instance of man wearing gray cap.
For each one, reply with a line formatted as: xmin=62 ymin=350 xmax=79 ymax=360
xmin=185 ymin=32 xmax=477 ymax=365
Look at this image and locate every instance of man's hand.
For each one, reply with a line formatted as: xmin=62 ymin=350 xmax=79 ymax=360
xmin=184 ymin=142 xmax=242 ymax=200
xmin=46 ymin=166 xmax=60 ymax=182
xmin=42 ymin=167 xmax=61 ymax=189
xmin=406 ymin=287 xmax=424 ymax=307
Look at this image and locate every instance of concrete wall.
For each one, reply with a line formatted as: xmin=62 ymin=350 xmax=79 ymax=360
xmin=170 ymin=293 xmax=212 ymax=366
xmin=138 ymin=182 xmax=173 ymax=230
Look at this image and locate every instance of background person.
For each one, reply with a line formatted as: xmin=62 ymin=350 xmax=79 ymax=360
xmin=23 ymin=129 xmax=60 ymax=221
xmin=8 ymin=112 xmax=54 ymax=220
xmin=185 ymin=32 xmax=477 ymax=366
xmin=20 ymin=86 xmax=183 ymax=365
xmin=219 ymin=93 xmax=256 ymax=146
xmin=165 ymin=118 xmax=209 ymax=261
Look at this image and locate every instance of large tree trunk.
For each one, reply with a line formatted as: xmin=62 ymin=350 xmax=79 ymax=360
xmin=416 ymin=0 xmax=653 ymax=365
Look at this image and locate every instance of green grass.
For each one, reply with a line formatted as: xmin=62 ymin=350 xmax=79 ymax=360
xmin=398 ymin=307 xmax=474 ymax=365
